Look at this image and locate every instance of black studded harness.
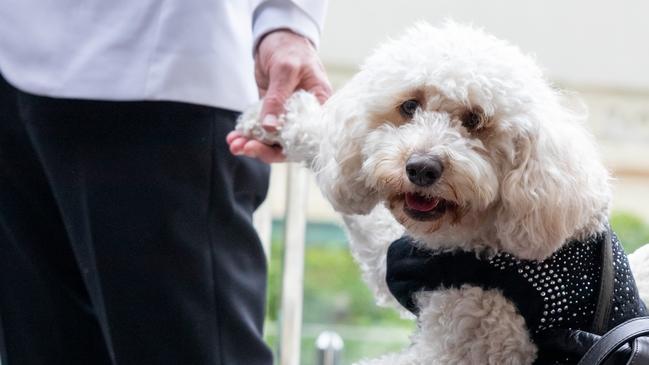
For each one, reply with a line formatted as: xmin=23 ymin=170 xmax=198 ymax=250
xmin=386 ymin=229 xmax=647 ymax=362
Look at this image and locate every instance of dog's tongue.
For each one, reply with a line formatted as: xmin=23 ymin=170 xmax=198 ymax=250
xmin=405 ymin=193 xmax=439 ymax=212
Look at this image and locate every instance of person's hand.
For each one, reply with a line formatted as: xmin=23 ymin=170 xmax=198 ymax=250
xmin=227 ymin=29 xmax=332 ymax=163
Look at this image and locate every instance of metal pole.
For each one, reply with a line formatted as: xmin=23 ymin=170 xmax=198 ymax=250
xmin=252 ymin=180 xmax=273 ymax=259
xmin=279 ymin=163 xmax=309 ymax=365
xmin=316 ymin=331 xmax=344 ymax=365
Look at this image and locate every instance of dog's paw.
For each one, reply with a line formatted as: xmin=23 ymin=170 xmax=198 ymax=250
xmin=235 ymin=102 xmax=282 ymax=147
xmin=235 ymin=90 xmax=322 ymax=162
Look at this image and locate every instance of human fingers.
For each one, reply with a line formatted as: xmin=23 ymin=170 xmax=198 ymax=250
xmin=259 ymin=59 xmax=300 ymax=127
xmin=226 ymin=130 xmax=242 ymax=145
xmin=241 ymin=140 xmax=286 ymax=163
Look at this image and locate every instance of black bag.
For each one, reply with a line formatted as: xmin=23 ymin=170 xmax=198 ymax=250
xmin=575 ymin=317 xmax=649 ymax=364
xmin=576 ymin=229 xmax=649 ymax=365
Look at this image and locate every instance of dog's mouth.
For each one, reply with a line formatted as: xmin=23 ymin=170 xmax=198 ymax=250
xmin=403 ymin=193 xmax=455 ymax=221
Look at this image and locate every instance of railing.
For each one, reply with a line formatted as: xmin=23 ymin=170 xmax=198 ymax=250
xmin=278 ymin=164 xmax=309 ymax=365
xmin=253 ymin=164 xmax=344 ymax=365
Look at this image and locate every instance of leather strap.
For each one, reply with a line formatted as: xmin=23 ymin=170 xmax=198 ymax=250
xmin=626 ymin=336 xmax=649 ymax=365
xmin=592 ymin=227 xmax=614 ymax=334
xmin=577 ymin=317 xmax=649 ymax=365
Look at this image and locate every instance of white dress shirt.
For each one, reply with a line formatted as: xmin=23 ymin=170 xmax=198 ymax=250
xmin=0 ymin=0 xmax=326 ymax=111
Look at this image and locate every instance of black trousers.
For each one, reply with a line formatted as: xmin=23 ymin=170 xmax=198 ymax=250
xmin=0 ymin=75 xmax=272 ymax=365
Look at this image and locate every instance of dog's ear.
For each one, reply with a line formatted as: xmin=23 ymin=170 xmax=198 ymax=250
xmin=495 ymin=107 xmax=610 ymax=260
xmin=314 ymin=95 xmax=380 ymax=215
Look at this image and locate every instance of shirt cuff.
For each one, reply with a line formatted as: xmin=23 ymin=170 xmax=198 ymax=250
xmin=253 ymin=0 xmax=325 ymax=52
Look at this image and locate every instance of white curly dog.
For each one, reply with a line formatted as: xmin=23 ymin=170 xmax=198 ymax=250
xmin=237 ymin=22 xmax=649 ymax=364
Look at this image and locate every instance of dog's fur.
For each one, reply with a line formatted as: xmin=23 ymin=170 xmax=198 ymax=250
xmin=237 ymin=21 xmax=649 ymax=364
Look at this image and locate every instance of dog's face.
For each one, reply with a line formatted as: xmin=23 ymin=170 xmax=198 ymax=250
xmin=321 ymin=22 xmax=611 ymax=259
xmin=363 ymin=88 xmax=500 ymax=236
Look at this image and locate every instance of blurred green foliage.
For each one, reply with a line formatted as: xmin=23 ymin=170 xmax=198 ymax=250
xmin=265 ymin=222 xmax=412 ymax=364
xmin=611 ymin=211 xmax=649 ymax=253
xmin=266 ymin=239 xmax=406 ymax=326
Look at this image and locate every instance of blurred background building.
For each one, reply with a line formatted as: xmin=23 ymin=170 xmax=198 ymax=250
xmin=264 ymin=1 xmax=649 ymax=364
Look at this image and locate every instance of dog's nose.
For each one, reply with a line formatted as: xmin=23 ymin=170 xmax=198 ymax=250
xmin=406 ymin=155 xmax=444 ymax=187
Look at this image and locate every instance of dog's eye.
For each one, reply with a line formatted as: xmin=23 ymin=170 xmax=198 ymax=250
xmin=461 ymin=110 xmax=484 ymax=131
xmin=399 ymin=99 xmax=420 ymax=118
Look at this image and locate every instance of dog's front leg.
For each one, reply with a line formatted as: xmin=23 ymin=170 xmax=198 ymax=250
xmin=235 ymin=90 xmax=323 ymax=165
xmin=341 ymin=206 xmax=408 ymax=311
xmin=413 ymin=288 xmax=537 ymax=365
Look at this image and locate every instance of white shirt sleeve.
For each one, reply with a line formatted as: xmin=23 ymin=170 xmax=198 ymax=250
xmin=252 ymin=0 xmax=328 ymax=50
